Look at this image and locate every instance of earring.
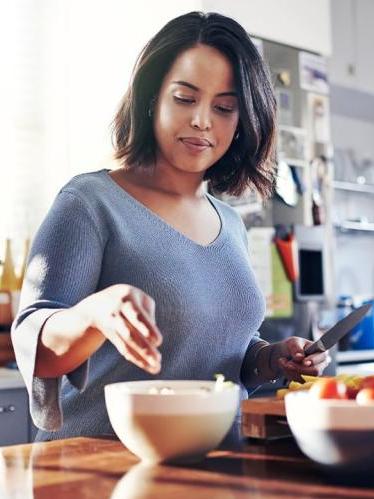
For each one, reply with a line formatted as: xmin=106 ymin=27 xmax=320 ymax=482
xmin=234 ymin=129 xmax=240 ymax=140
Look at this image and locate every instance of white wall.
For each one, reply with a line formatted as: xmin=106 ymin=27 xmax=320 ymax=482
xmin=58 ymin=0 xmax=202 ymax=179
xmin=4 ymin=0 xmax=333 ymax=241
xmin=202 ymin=0 xmax=332 ymax=55
xmin=3 ymin=0 xmax=201 ymax=240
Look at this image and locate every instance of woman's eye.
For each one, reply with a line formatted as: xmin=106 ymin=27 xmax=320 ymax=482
xmin=173 ymin=96 xmax=194 ymax=104
xmin=215 ymin=105 xmax=235 ymax=114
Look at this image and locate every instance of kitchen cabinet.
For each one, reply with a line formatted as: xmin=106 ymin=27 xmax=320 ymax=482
xmin=202 ymin=0 xmax=332 ymax=55
xmin=0 ymin=368 xmax=31 ymax=446
xmin=336 ymin=349 xmax=374 ymax=376
xmin=333 ymin=181 xmax=374 ymax=195
xmin=0 ymin=388 xmax=29 ymax=446
xmin=330 ymin=0 xmax=374 ymax=94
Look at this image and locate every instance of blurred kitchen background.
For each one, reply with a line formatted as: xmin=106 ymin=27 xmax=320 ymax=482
xmin=0 ymin=0 xmax=373 ymax=442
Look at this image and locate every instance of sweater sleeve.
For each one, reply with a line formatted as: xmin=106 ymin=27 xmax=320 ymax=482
xmin=240 ymin=337 xmax=270 ymax=390
xmin=11 ymin=189 xmax=105 ymax=431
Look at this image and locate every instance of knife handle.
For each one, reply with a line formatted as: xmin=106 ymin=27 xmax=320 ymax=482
xmin=286 ymin=340 xmax=326 ymax=362
xmin=304 ymin=339 xmax=327 ymax=356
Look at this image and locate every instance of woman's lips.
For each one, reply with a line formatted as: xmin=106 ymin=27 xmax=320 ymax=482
xmin=179 ymin=137 xmax=212 ymax=153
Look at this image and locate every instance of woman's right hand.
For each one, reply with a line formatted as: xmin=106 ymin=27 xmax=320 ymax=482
xmin=75 ymin=284 xmax=162 ymax=374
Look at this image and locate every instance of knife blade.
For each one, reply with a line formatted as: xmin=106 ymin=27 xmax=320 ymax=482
xmin=304 ymin=302 xmax=372 ymax=356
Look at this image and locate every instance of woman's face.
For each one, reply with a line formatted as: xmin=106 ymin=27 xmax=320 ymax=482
xmin=153 ymin=44 xmax=239 ymax=176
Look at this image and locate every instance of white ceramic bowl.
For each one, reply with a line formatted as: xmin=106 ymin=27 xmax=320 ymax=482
xmin=104 ymin=380 xmax=239 ymax=464
xmin=285 ymin=391 xmax=374 ymax=474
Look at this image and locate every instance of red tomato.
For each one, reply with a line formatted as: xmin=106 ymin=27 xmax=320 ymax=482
xmin=346 ymin=387 xmax=360 ymax=400
xmin=356 ymin=388 xmax=374 ymax=405
xmin=360 ymin=376 xmax=374 ymax=390
xmin=309 ymin=378 xmax=348 ymax=400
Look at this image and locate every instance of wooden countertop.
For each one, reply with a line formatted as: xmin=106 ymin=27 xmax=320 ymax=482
xmin=1 ymin=432 xmax=373 ymax=498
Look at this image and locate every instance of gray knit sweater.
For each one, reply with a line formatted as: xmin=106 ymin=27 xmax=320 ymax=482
xmin=11 ymin=169 xmax=266 ymax=441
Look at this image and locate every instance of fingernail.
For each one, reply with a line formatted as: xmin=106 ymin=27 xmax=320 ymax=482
xmin=138 ymin=324 xmax=150 ymax=337
xmin=147 ymin=356 xmax=158 ymax=368
xmin=304 ymin=360 xmax=312 ymax=366
xmin=149 ymin=362 xmax=161 ymax=374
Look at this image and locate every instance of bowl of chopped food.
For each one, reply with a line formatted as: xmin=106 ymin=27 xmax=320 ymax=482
xmin=104 ymin=376 xmax=239 ymax=464
xmin=284 ymin=375 xmax=374 ymax=477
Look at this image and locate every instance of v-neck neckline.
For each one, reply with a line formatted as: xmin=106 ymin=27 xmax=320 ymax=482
xmin=102 ymin=169 xmax=226 ymax=249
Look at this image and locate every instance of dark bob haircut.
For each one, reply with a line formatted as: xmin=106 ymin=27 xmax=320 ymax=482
xmin=112 ymin=11 xmax=277 ymax=197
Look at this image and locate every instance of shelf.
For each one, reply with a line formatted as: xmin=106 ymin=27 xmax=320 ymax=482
xmin=334 ymin=221 xmax=374 ymax=233
xmin=233 ymin=203 xmax=263 ymax=215
xmin=333 ymin=180 xmax=374 ymax=194
xmin=336 ymin=363 xmax=374 ymax=376
xmin=337 ymin=349 xmax=374 ymax=364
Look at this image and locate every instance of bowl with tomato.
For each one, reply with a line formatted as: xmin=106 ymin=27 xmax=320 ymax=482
xmin=284 ymin=376 xmax=374 ymax=476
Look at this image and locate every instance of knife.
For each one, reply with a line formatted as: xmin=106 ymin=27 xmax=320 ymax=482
xmin=304 ymin=302 xmax=372 ymax=356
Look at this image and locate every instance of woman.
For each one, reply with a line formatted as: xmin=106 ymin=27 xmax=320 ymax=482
xmin=12 ymin=11 xmax=330 ymax=441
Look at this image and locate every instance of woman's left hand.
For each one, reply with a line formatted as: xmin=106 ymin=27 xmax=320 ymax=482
xmin=275 ymin=336 xmax=331 ymax=381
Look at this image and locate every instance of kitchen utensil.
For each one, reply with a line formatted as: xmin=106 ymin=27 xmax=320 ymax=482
xmin=285 ymin=390 xmax=374 ymax=476
xmin=304 ymin=302 xmax=372 ymax=356
xmin=104 ymin=380 xmax=239 ymax=464
xmin=274 ymin=232 xmax=299 ymax=282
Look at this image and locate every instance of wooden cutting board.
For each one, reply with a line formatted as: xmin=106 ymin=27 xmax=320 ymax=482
xmin=241 ymin=397 xmax=291 ymax=440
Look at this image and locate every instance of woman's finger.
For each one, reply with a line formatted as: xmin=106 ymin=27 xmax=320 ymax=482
xmin=99 ymin=318 xmax=129 ymax=357
xmin=112 ymin=314 xmax=161 ymax=373
xmin=119 ymin=301 xmax=158 ymax=350
xmin=286 ymin=337 xmax=308 ymax=360
xmin=116 ymin=310 xmax=161 ymax=363
xmin=141 ymin=294 xmax=156 ymax=321
xmin=280 ymin=356 xmax=331 ymax=378
xmin=122 ymin=296 xmax=163 ymax=347
xmin=120 ymin=335 xmax=161 ymax=374
xmin=302 ymin=351 xmax=330 ymax=367
xmin=278 ymin=358 xmax=302 ymax=381
xmin=117 ymin=308 xmax=161 ymax=366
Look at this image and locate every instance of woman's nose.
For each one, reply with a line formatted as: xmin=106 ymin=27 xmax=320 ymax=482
xmin=190 ymin=105 xmax=212 ymax=131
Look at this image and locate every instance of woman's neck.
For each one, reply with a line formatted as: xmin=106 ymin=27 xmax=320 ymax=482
xmin=122 ymin=162 xmax=206 ymax=199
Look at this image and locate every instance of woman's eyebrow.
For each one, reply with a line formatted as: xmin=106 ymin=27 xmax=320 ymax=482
xmin=171 ymin=80 xmax=237 ymax=97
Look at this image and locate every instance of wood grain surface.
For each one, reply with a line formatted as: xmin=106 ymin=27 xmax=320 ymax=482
xmin=241 ymin=397 xmax=289 ymax=439
xmin=0 ymin=434 xmax=373 ymax=498
xmin=241 ymin=397 xmax=286 ymax=416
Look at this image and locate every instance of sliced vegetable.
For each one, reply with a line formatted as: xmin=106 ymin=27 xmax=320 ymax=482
xmin=309 ymin=378 xmax=348 ymax=400
xmin=356 ymin=388 xmax=374 ymax=405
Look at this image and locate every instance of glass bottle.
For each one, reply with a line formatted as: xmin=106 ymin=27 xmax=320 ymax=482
xmin=16 ymin=238 xmax=30 ymax=289
xmin=0 ymin=239 xmax=17 ymax=330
